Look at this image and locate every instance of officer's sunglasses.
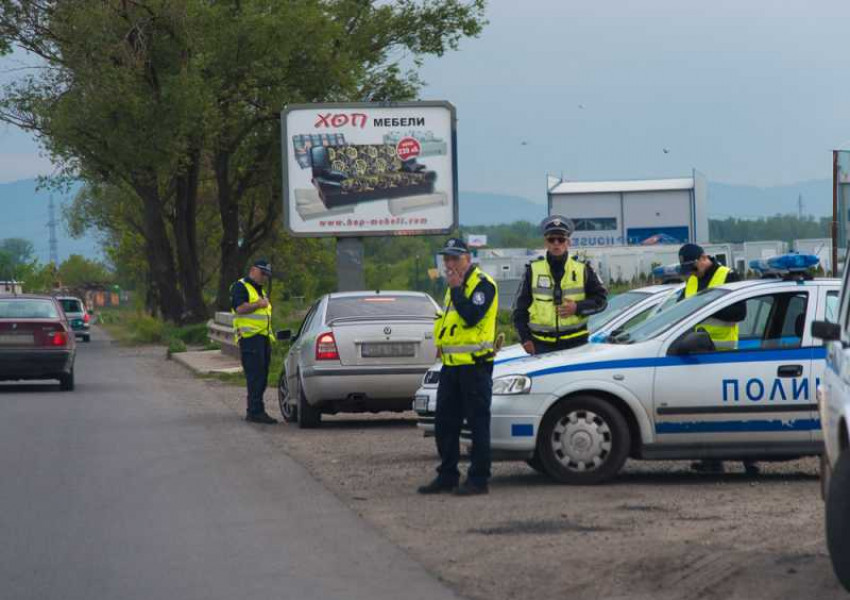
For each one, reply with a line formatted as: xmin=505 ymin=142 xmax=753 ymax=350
xmin=545 ymin=236 xmax=567 ymax=244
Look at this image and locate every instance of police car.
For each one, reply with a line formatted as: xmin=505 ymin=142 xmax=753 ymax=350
xmin=480 ymin=254 xmax=837 ymax=484
xmin=810 ymin=256 xmax=850 ymax=591
xmin=413 ymin=283 xmax=683 ymax=434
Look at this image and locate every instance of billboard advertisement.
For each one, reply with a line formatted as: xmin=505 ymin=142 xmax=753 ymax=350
xmin=282 ymin=101 xmax=457 ymax=237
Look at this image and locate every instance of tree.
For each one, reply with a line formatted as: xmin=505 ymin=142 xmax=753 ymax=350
xmin=57 ymin=254 xmax=112 ymax=287
xmin=0 ymin=238 xmax=34 ymax=266
xmin=0 ymin=0 xmax=487 ymax=321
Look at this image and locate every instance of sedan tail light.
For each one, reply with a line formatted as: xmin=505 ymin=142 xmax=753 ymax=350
xmin=45 ymin=330 xmax=68 ymax=347
xmin=83 ymin=312 xmax=90 ymax=324
xmin=316 ymin=332 xmax=339 ymax=361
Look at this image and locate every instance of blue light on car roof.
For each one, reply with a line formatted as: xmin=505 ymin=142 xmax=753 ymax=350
xmin=749 ymin=253 xmax=819 ymax=273
xmin=652 ymin=263 xmax=681 ymax=278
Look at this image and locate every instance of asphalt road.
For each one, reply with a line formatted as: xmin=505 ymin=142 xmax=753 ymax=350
xmin=0 ymin=329 xmax=459 ymax=600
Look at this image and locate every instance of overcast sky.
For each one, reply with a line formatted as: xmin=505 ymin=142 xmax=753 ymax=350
xmin=3 ymin=0 xmax=850 ymax=204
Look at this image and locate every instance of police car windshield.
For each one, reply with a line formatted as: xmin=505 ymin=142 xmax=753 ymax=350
xmin=587 ymin=291 xmax=648 ymax=332
xmin=612 ymin=288 xmax=727 ymax=343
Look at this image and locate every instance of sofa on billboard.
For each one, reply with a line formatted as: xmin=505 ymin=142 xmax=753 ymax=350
xmin=310 ymin=144 xmax=437 ymax=209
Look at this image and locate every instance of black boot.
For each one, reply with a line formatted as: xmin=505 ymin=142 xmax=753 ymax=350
xmin=245 ymin=412 xmax=278 ymax=425
xmin=454 ymin=480 xmax=489 ymax=496
xmin=417 ymin=478 xmax=457 ymax=495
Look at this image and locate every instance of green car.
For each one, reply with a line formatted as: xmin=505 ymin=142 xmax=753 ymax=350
xmin=57 ymin=296 xmax=91 ymax=343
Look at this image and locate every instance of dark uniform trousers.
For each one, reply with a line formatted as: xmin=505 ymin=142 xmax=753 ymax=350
xmin=532 ymin=332 xmax=589 ymax=355
xmin=434 ymin=362 xmax=493 ymax=486
xmin=239 ymin=335 xmax=271 ymax=416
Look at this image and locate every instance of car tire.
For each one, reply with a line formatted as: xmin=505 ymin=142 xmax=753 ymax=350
xmin=826 ymin=451 xmax=850 ymax=591
xmin=278 ymin=370 xmax=297 ymax=423
xmin=526 ymin=453 xmax=546 ymax=475
xmin=83 ymin=335 xmax=91 ymax=343
xmin=297 ymin=376 xmax=321 ymax=429
xmin=59 ymin=369 xmax=75 ymax=392
xmin=536 ymin=395 xmax=630 ymax=485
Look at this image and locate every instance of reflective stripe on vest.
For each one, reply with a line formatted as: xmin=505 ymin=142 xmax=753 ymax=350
xmin=230 ymin=278 xmax=273 ymax=342
xmin=434 ymin=266 xmax=499 ymax=366
xmin=527 ymin=257 xmax=588 ymax=343
xmin=684 ymin=266 xmax=738 ymax=351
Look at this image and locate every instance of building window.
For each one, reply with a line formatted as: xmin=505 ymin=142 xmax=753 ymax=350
xmin=573 ymin=218 xmax=617 ymax=232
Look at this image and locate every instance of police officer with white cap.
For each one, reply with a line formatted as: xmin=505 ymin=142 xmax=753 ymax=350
xmin=513 ymin=215 xmax=608 ymax=355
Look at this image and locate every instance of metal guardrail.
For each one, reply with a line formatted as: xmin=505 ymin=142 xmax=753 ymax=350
xmin=208 ymin=311 xmax=239 ymax=357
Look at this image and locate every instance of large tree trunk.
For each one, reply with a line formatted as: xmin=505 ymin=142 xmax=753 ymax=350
xmin=134 ymin=178 xmax=185 ymax=323
xmin=173 ymin=149 xmax=208 ymax=322
xmin=214 ymin=151 xmax=248 ymax=311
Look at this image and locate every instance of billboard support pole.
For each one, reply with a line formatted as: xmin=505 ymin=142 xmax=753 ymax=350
xmin=336 ymin=237 xmax=365 ymax=292
xmin=833 ymin=150 xmax=839 ymax=276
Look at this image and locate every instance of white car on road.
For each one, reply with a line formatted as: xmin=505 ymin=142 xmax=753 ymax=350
xmin=414 ymin=283 xmax=682 ymax=433
xmin=484 ymin=266 xmax=837 ymax=484
xmin=812 ymin=258 xmax=850 ymax=591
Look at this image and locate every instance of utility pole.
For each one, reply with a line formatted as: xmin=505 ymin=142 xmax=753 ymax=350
xmin=47 ymin=195 xmax=59 ymax=267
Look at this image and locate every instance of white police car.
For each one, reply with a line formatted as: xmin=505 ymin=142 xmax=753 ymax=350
xmin=810 ymin=256 xmax=850 ymax=590
xmin=483 ymin=254 xmax=837 ymax=484
xmin=413 ymin=283 xmax=683 ymax=434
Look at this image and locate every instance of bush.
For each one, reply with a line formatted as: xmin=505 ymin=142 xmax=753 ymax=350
xmin=167 ymin=338 xmax=187 ymax=355
xmin=130 ymin=314 xmax=166 ymax=343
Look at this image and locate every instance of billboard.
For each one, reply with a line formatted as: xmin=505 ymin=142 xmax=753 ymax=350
xmin=282 ymin=101 xmax=457 ymax=237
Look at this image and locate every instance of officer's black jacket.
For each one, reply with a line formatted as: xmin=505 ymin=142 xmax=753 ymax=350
xmin=447 ymin=266 xmax=497 ymax=327
xmin=231 ymin=276 xmax=265 ymax=311
xmin=675 ymin=259 xmax=746 ymax=322
xmin=512 ymin=253 xmax=608 ymax=344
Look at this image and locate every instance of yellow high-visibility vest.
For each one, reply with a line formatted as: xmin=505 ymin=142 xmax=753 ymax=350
xmin=528 ymin=257 xmax=588 ymax=343
xmin=230 ymin=278 xmax=273 ymax=343
xmin=434 ymin=266 xmax=498 ymax=366
xmin=685 ymin=266 xmax=738 ymax=350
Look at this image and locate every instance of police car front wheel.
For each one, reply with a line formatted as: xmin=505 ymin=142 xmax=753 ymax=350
xmin=537 ymin=395 xmax=630 ymax=485
xmin=826 ymin=451 xmax=850 ymax=591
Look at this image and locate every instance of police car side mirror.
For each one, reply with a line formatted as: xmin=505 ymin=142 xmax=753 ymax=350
xmin=669 ymin=330 xmax=715 ymax=355
xmin=276 ymin=329 xmax=292 ymax=342
xmin=811 ymin=320 xmax=841 ymax=342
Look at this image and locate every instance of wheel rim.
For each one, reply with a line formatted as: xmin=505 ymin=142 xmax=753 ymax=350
xmin=549 ymin=409 xmax=612 ymax=472
xmin=278 ymin=374 xmax=295 ymax=420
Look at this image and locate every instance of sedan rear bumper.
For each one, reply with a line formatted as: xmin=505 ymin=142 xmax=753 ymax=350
xmin=301 ymin=365 xmax=429 ymax=411
xmin=0 ymin=348 xmax=74 ymax=380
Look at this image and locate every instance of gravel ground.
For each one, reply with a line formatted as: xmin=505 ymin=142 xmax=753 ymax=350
xmin=149 ymin=346 xmax=847 ymax=600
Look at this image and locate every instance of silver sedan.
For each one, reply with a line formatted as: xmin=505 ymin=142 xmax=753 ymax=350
xmin=278 ymin=291 xmax=440 ymax=428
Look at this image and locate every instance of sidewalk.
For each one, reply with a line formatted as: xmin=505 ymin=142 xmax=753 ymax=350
xmin=170 ymin=349 xmax=242 ymax=375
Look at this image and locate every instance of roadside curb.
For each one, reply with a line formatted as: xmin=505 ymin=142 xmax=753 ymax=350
xmin=170 ymin=349 xmax=243 ymax=375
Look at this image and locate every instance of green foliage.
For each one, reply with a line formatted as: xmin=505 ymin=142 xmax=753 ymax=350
xmin=167 ymin=338 xmax=188 ymax=355
xmin=58 ymin=254 xmax=112 ymax=287
xmin=709 ymin=214 xmax=829 ymax=244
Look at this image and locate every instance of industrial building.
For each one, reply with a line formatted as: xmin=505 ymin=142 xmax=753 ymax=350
xmin=547 ymin=171 xmax=708 ymax=248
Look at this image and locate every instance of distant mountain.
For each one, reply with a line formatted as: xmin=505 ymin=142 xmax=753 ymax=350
xmin=708 ymin=179 xmax=831 ymax=218
xmin=459 ymin=191 xmax=546 ymax=226
xmin=0 ymin=178 xmax=96 ymax=263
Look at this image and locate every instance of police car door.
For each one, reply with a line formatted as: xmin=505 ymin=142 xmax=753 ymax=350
xmin=652 ymin=287 xmax=817 ymax=453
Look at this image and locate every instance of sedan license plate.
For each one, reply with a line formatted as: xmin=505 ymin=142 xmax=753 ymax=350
xmin=0 ymin=333 xmax=34 ymax=345
xmin=361 ymin=342 xmax=416 ymax=358
xmin=414 ymin=394 xmax=430 ymax=413
xmin=71 ymin=319 xmax=84 ymax=328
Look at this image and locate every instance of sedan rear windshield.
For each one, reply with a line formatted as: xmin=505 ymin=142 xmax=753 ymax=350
xmin=59 ymin=299 xmax=83 ymax=313
xmin=0 ymin=299 xmax=59 ymax=319
xmin=326 ymin=295 xmax=437 ymax=322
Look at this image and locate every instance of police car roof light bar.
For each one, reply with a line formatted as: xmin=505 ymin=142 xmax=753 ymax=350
xmin=749 ymin=253 xmax=819 ymax=281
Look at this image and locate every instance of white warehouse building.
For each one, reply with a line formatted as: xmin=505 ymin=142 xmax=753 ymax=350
xmin=547 ymin=171 xmax=709 ymax=249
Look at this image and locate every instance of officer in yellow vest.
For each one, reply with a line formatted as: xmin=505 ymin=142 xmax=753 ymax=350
xmin=677 ymin=243 xmax=745 ymax=351
xmin=513 ymin=216 xmax=608 ymax=355
xmin=231 ymin=259 xmax=277 ymax=425
xmin=419 ymin=238 xmax=498 ymax=496
xmin=677 ymin=243 xmax=755 ymax=475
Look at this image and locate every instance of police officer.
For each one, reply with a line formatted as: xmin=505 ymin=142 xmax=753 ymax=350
xmin=419 ymin=238 xmax=498 ymax=496
xmin=513 ymin=215 xmax=608 ymax=355
xmin=231 ymin=259 xmax=277 ymax=425
xmin=677 ymin=243 xmax=756 ymax=474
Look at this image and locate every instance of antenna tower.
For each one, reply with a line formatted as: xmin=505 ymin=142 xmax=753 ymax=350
xmin=48 ymin=195 xmax=59 ymax=266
